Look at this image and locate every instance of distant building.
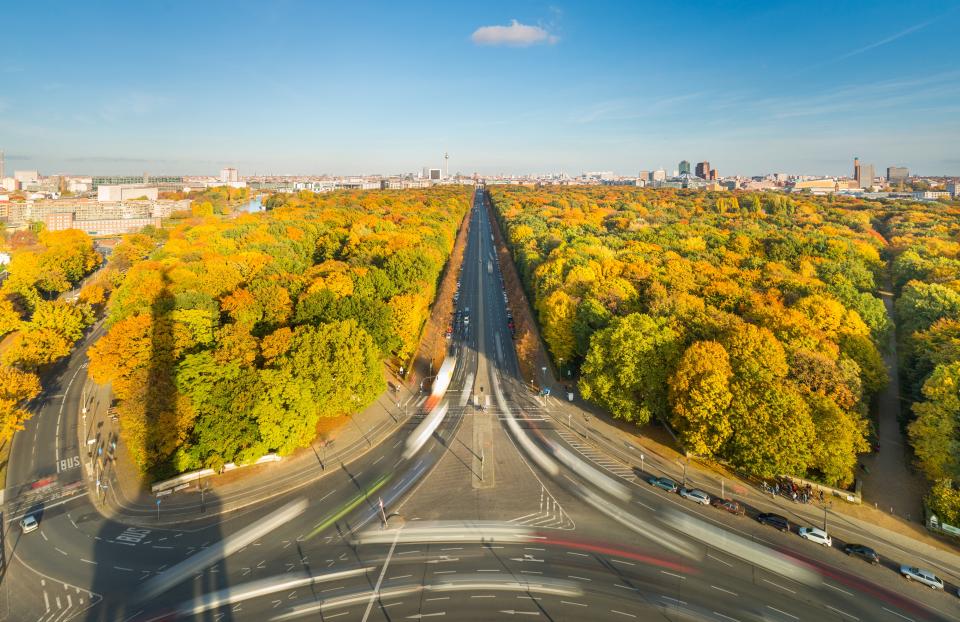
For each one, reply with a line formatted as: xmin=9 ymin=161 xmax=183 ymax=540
xmin=709 ymin=168 xmax=718 ymax=181
xmin=695 ymin=161 xmax=710 ymax=179
xmin=220 ymin=167 xmax=239 ymax=183
xmin=913 ymin=191 xmax=950 ymax=200
xmin=97 ymin=184 xmax=159 ymax=202
xmin=678 ymin=160 xmax=691 ymax=175
xmin=14 ymin=170 xmax=39 ymax=184
xmin=853 ymin=157 xmax=861 ymax=185
xmin=637 ymin=170 xmax=650 ymax=182
xmin=887 ymin=166 xmax=909 ymax=183
xmin=428 ymin=168 xmax=442 ymax=181
xmin=1 ymin=177 xmax=16 ymax=192
xmin=859 ymin=164 xmax=875 ymax=189
xmin=91 ymin=175 xmax=183 ymax=191
xmin=651 ymin=169 xmax=667 ymax=182
xmin=948 ymin=182 xmax=960 ymax=198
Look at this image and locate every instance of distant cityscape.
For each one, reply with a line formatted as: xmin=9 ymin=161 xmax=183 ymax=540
xmin=0 ymin=150 xmax=957 ymax=238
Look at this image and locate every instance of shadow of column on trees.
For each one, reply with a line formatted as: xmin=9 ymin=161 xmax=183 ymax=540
xmin=85 ymin=268 xmax=233 ymax=621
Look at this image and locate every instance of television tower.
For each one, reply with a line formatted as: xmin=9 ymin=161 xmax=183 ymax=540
xmin=444 ymin=152 xmax=449 ymax=179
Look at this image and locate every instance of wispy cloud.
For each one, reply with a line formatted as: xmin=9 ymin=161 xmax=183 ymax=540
xmin=570 ymin=92 xmax=705 ymax=124
xmin=796 ymin=8 xmax=956 ymax=74
xmin=833 ymin=19 xmax=936 ymax=62
xmin=471 ymin=20 xmax=558 ymax=47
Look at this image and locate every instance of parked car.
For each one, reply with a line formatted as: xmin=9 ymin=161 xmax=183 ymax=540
xmin=647 ymin=476 xmax=679 ymax=493
xmin=20 ymin=515 xmax=39 ymax=534
xmin=678 ymin=488 xmax=711 ymax=505
xmin=757 ymin=513 xmax=790 ymax=532
xmin=900 ymin=566 xmax=943 ymax=590
xmin=843 ymin=544 xmax=879 ymax=565
xmin=798 ymin=526 xmax=832 ymax=547
xmin=710 ymin=498 xmax=745 ymax=516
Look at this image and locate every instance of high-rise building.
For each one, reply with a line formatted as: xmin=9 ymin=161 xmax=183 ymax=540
xmin=853 ymin=157 xmax=861 ymax=184
xmin=887 ymin=166 xmax=909 ymax=183
xmin=637 ymin=170 xmax=650 ymax=182
xmin=709 ymin=168 xmax=718 ymax=180
xmin=695 ymin=161 xmax=710 ymax=179
xmin=948 ymin=182 xmax=959 ymax=198
xmin=652 ymin=169 xmax=667 ymax=182
xmin=859 ymin=164 xmax=875 ymax=189
xmin=679 ymin=160 xmax=691 ymax=175
xmin=220 ymin=167 xmax=239 ymax=183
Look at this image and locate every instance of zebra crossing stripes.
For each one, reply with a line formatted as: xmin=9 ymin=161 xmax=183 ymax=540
xmin=554 ymin=429 xmax=637 ymax=481
xmin=508 ymin=486 xmax=574 ymax=530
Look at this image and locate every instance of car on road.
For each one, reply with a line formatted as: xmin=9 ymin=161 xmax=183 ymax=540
xmin=798 ymin=526 xmax=832 ymax=547
xmin=710 ymin=498 xmax=745 ymax=516
xmin=899 ymin=565 xmax=943 ymax=590
xmin=678 ymin=488 xmax=710 ymax=505
xmin=757 ymin=513 xmax=790 ymax=532
xmin=843 ymin=544 xmax=879 ymax=564
xmin=647 ymin=476 xmax=679 ymax=493
xmin=20 ymin=515 xmax=39 ymax=534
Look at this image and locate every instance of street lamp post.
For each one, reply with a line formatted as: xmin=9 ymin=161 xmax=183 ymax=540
xmin=640 ymin=454 xmax=645 ymax=476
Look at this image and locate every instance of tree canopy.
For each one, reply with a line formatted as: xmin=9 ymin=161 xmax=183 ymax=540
xmin=89 ymin=186 xmax=470 ymax=477
xmin=490 ymin=185 xmax=896 ymax=486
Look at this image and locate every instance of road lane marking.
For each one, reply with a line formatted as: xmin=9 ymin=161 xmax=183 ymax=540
xmin=710 ymin=585 xmax=737 ymax=596
xmin=611 ymin=610 xmax=636 ymax=618
xmin=114 ymin=566 xmax=132 ymax=572
xmin=561 ymin=601 xmax=587 ymax=607
xmin=55 ymin=547 xmax=68 ymax=556
xmin=713 ymin=613 xmax=741 ymax=622
xmin=766 ymin=605 xmax=799 ymax=620
xmin=881 ymin=608 xmax=915 ymax=622
xmin=826 ymin=605 xmax=858 ymax=620
xmin=660 ymin=571 xmax=685 ymax=580
xmin=610 ymin=559 xmax=634 ymax=566
xmin=823 ymin=582 xmax=853 ymax=596
xmin=708 ymin=553 xmax=733 ymax=566
xmin=762 ymin=578 xmax=795 ymax=593
xmin=81 ymin=558 xmax=97 ymax=565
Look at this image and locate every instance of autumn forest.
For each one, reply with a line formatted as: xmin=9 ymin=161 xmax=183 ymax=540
xmin=0 ymin=184 xmax=957 ymax=522
xmin=489 ymin=185 xmax=959 ymax=520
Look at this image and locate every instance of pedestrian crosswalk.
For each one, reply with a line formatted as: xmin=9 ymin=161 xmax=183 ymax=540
xmin=554 ymin=429 xmax=637 ymax=481
xmin=508 ymin=485 xmax=574 ymax=530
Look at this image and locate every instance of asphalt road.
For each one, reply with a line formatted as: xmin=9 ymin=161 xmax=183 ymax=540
xmin=1 ymin=188 xmax=958 ymax=621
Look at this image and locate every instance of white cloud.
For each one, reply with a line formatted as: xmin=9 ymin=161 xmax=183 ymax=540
xmin=471 ymin=20 xmax=558 ymax=47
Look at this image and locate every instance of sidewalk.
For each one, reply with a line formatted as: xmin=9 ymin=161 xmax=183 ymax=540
xmin=80 ymin=368 xmax=421 ymax=526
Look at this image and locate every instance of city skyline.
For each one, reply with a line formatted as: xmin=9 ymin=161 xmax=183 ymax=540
xmin=2 ymin=0 xmax=959 ymax=176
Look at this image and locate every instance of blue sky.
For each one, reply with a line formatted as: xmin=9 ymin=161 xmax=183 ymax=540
xmin=2 ymin=1 xmax=958 ymax=177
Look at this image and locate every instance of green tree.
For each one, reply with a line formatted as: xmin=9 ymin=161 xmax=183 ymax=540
xmin=908 ymin=362 xmax=960 ymax=481
xmin=668 ymin=341 xmax=733 ymax=456
xmin=580 ymin=313 xmax=681 ymax=425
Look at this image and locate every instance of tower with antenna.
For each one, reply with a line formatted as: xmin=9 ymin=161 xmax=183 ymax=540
xmin=444 ymin=152 xmax=449 ymax=180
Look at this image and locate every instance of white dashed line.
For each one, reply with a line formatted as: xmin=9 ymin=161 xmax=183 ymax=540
xmin=826 ymin=605 xmax=858 ymax=620
xmin=766 ymin=605 xmax=798 ymax=620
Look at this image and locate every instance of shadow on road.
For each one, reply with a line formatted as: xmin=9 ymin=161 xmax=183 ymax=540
xmin=85 ymin=269 xmax=233 ymax=621
xmin=83 ymin=490 xmax=229 ymax=621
